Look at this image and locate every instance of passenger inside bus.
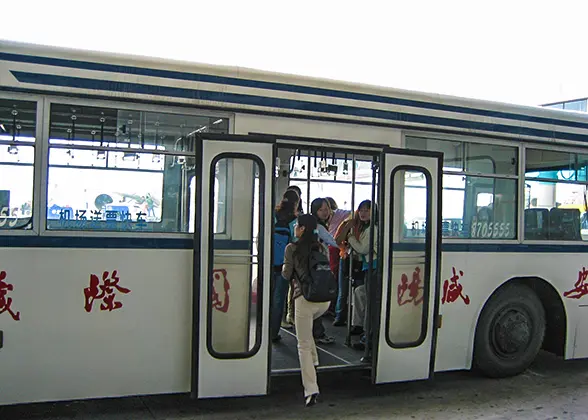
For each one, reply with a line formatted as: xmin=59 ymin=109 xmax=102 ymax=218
xmin=283 ymin=185 xmax=304 ymax=330
xmin=309 ymin=197 xmax=338 ymax=344
xmin=271 ymin=190 xmax=299 ymax=343
xmin=325 ymin=197 xmax=351 ymax=322
xmin=281 ymin=214 xmax=330 ymax=406
xmin=335 ymin=200 xmax=378 ymax=351
xmin=286 ymin=185 xmax=304 ymax=215
xmin=271 ymin=150 xmax=380 ymax=372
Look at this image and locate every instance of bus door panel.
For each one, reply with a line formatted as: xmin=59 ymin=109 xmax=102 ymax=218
xmin=375 ymin=148 xmax=442 ymax=384
xmin=193 ymin=134 xmax=274 ymax=398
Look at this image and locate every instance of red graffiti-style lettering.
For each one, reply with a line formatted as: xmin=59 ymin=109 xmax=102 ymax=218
xmin=84 ymin=270 xmax=131 ymax=312
xmin=563 ymin=267 xmax=588 ymax=299
xmin=397 ymin=267 xmax=424 ymax=306
xmin=442 ymin=267 xmax=470 ymax=305
xmin=0 ymin=270 xmax=20 ymax=321
xmin=211 ymin=269 xmax=230 ymax=313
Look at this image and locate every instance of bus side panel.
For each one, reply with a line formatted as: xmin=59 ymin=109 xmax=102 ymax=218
xmin=233 ymin=113 xmax=401 ymax=147
xmin=433 ymin=251 xmax=577 ymax=373
xmin=0 ymin=247 xmax=192 ymax=406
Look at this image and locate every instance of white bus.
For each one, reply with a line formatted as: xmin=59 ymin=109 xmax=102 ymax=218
xmin=0 ymin=39 xmax=587 ymax=406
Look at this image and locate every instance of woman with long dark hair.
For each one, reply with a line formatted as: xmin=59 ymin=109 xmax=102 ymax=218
xmin=335 ymin=200 xmax=378 ymax=349
xmin=286 ymin=185 xmax=304 ymax=214
xmin=309 ymin=198 xmax=338 ymax=344
xmin=282 ymin=214 xmax=330 ymax=407
xmin=310 ymin=198 xmax=338 ymax=248
xmin=271 ymin=189 xmax=300 ymax=343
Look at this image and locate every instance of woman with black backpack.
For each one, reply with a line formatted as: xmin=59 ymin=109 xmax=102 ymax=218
xmin=271 ymin=189 xmax=300 ymax=343
xmin=282 ymin=214 xmax=331 ymax=407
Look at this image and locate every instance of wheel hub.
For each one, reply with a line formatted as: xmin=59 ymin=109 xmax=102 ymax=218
xmin=492 ymin=309 xmax=531 ymax=356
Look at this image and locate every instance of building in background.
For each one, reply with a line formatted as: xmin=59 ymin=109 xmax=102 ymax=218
xmin=541 ymin=97 xmax=588 ymax=112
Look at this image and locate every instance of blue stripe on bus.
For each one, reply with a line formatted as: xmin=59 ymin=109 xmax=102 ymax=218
xmin=10 ymin=71 xmax=588 ymax=143
xmin=2 ymin=235 xmax=588 ymax=252
xmin=2 ymin=51 xmax=588 ymax=131
xmin=0 ymin=236 xmax=251 ymax=250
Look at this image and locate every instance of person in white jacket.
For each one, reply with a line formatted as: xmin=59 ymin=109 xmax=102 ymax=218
xmin=335 ymin=200 xmax=378 ymax=351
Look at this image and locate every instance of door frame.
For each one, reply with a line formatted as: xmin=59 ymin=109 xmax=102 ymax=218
xmin=191 ymin=133 xmax=276 ymax=399
xmin=270 ymin=139 xmax=383 ymax=374
xmin=371 ymin=146 xmax=443 ymax=384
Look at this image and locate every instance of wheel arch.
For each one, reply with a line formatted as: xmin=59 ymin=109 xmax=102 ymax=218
xmin=469 ymin=276 xmax=567 ymax=369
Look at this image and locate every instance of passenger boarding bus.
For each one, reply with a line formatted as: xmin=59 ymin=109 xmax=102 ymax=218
xmin=0 ymin=39 xmax=587 ymax=406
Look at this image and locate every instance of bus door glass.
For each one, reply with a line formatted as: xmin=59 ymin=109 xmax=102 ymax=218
xmin=375 ymin=148 xmax=442 ymax=384
xmin=193 ymin=134 xmax=274 ymax=398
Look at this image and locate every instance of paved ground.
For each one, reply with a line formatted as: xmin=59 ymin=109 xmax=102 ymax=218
xmin=2 ymin=351 xmax=588 ymax=419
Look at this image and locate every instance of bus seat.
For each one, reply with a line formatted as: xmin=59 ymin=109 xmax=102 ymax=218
xmin=524 ymin=208 xmax=549 ymax=240
xmin=549 ymin=208 xmax=581 ymax=241
xmin=0 ymin=190 xmax=9 ymax=210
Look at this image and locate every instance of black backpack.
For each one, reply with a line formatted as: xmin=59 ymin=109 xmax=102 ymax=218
xmin=298 ymin=249 xmax=338 ymax=302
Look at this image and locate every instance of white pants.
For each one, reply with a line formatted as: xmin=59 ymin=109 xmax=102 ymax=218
xmin=294 ymin=296 xmax=330 ymax=397
xmin=352 ymin=284 xmax=366 ymax=327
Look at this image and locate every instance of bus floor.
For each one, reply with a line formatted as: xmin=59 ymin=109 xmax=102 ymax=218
xmin=270 ymin=315 xmax=368 ymax=374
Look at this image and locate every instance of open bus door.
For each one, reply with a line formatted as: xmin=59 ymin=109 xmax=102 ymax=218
xmin=374 ymin=148 xmax=443 ymax=384
xmin=192 ymin=134 xmax=274 ymax=398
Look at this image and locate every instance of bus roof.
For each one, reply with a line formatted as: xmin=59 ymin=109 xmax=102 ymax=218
xmin=2 ymin=38 xmax=588 ymax=144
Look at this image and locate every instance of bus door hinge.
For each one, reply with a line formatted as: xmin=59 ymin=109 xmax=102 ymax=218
xmin=0 ymin=330 xmax=3 ymax=349
xmin=436 ymin=314 xmax=442 ymax=329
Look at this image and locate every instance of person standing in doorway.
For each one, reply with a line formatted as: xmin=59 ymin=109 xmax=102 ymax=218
xmin=282 ymin=214 xmax=330 ymax=407
xmin=284 ymin=185 xmax=305 ymax=326
xmin=325 ymin=197 xmax=351 ymax=321
xmin=309 ymin=198 xmax=337 ymax=344
xmin=271 ymin=189 xmax=299 ymax=343
xmin=286 ymin=185 xmax=305 ymax=215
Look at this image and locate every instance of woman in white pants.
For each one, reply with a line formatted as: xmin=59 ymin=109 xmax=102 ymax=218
xmin=282 ymin=214 xmax=330 ymax=407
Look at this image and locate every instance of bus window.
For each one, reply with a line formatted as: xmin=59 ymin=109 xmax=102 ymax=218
xmin=403 ymin=170 xmax=428 ymax=238
xmin=466 ymin=142 xmax=517 ymax=176
xmin=289 ymin=153 xmax=374 ymax=213
xmin=390 ymin=169 xmax=430 ymax=345
xmin=208 ymin=156 xmax=262 ymax=356
xmin=0 ymin=99 xmax=36 ymax=230
xmin=407 ymin=136 xmax=463 ymax=172
xmin=406 ymin=136 xmax=518 ymax=239
xmin=525 ymin=148 xmax=588 ymax=241
xmin=46 ymin=103 xmax=228 ymax=233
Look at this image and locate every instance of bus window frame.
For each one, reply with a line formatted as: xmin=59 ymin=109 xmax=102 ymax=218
xmin=402 ymin=131 xmax=521 ymax=245
xmin=522 ymin=143 xmax=588 ymax=244
xmin=205 ymin=152 xmax=266 ymax=360
xmin=385 ymin=165 xmax=433 ymax=349
xmin=26 ymin=96 xmax=234 ymax=240
xmin=0 ymin=93 xmax=42 ymax=237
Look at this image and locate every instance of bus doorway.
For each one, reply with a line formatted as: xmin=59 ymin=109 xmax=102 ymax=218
xmin=270 ymin=142 xmax=443 ymax=386
xmin=270 ymin=144 xmax=381 ymax=375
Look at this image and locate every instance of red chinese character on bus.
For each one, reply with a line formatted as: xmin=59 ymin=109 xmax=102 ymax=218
xmin=0 ymin=270 xmax=20 ymax=321
xmin=84 ymin=270 xmax=131 ymax=312
xmin=397 ymin=266 xmax=424 ymax=306
xmin=563 ymin=267 xmax=588 ymax=299
xmin=211 ymin=269 xmax=230 ymax=313
xmin=442 ymin=267 xmax=470 ymax=305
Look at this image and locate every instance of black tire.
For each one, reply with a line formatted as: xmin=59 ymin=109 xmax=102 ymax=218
xmin=473 ymin=283 xmax=545 ymax=378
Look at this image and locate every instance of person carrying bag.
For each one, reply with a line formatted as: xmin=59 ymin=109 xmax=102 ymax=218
xmin=282 ymin=214 xmax=336 ymax=407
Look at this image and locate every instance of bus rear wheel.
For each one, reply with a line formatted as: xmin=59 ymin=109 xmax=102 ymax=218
xmin=473 ymin=283 xmax=545 ymax=378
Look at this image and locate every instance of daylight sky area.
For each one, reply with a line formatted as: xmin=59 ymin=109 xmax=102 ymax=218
xmin=1 ymin=0 xmax=586 ymax=108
